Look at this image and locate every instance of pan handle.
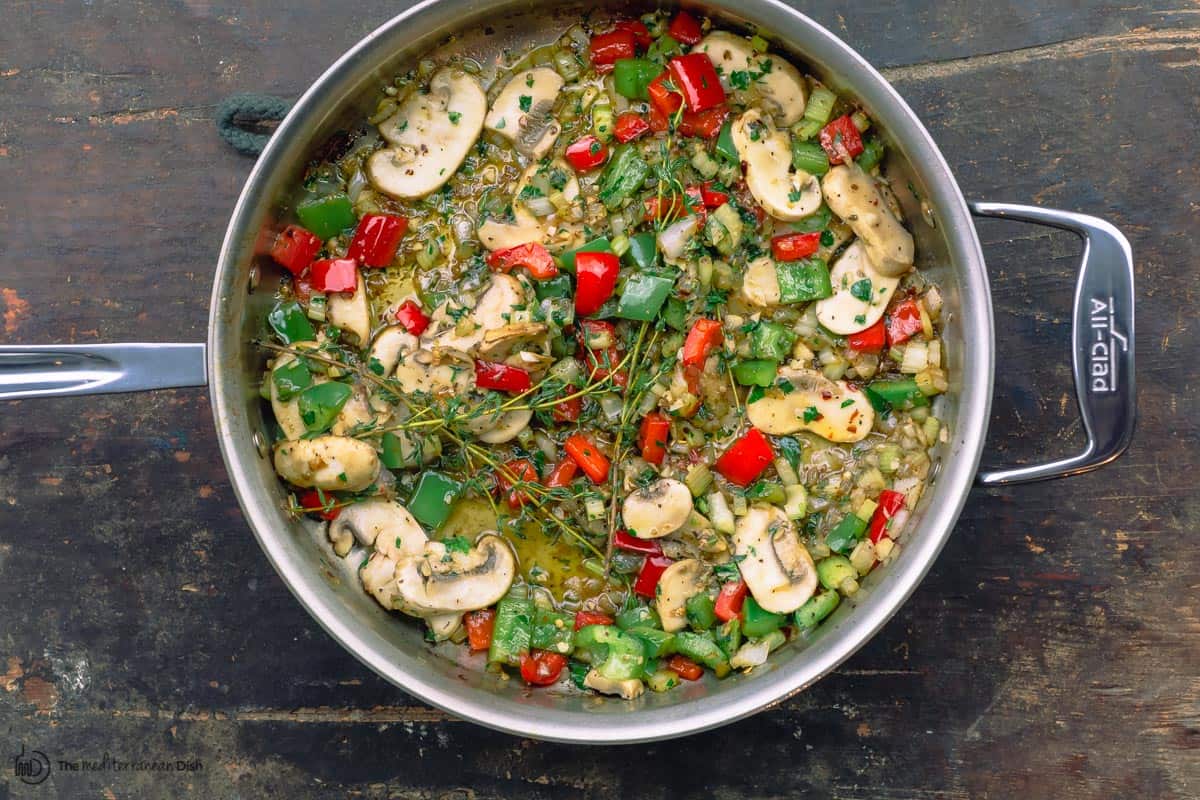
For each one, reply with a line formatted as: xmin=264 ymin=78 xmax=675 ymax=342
xmin=971 ymin=202 xmax=1135 ymax=486
xmin=0 ymin=343 xmax=207 ymax=400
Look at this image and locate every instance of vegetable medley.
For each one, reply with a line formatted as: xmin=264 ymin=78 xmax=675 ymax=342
xmin=262 ymin=9 xmax=948 ymax=699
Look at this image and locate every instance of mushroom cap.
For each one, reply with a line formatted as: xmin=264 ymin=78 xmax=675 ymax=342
xmin=478 ymin=159 xmax=582 ymax=252
xmin=746 ymin=366 xmax=874 ymax=442
xmin=655 ymin=558 xmax=707 ymax=633
xmin=622 ymin=479 xmax=695 ymax=540
xmin=484 ymin=67 xmax=565 ymax=160
xmin=815 ymin=239 xmax=900 ymax=335
xmin=693 ymin=31 xmax=808 ymax=125
xmin=326 ymin=272 xmax=372 ymax=346
xmin=733 ymin=505 xmax=818 ymax=614
xmin=332 ymin=498 xmax=428 ymax=559
xmin=431 ymin=274 xmax=528 ymax=353
xmin=465 ymin=407 xmax=534 ymax=444
xmin=273 ymin=435 xmax=380 ymax=492
xmin=821 ymin=164 xmax=914 ymax=277
xmin=740 ymin=255 xmax=782 ymax=308
xmin=732 ymin=110 xmax=823 ymax=221
xmin=394 ymin=533 xmax=517 ymax=616
xmin=269 ymin=342 xmax=323 ymax=441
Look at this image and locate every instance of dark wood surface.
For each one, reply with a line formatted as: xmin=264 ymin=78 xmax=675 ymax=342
xmin=1 ymin=1 xmax=1196 ymax=797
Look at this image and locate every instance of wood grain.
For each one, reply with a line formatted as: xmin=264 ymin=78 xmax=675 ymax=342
xmin=0 ymin=1 xmax=1196 ymax=798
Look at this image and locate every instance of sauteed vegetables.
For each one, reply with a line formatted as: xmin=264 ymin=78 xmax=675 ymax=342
xmin=261 ymin=9 xmax=948 ymax=698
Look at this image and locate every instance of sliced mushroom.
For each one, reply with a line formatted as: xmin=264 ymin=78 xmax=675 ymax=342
xmin=370 ymin=325 xmax=475 ymax=396
xmin=733 ymin=505 xmax=818 ymax=614
xmin=394 ymin=534 xmax=517 ymax=615
xmin=584 ymin=669 xmax=645 ymax=699
xmin=821 ymin=164 xmax=914 ymax=277
xmin=732 ymin=110 xmax=822 ymax=221
xmin=740 ymin=255 xmax=781 ymax=307
xmin=332 ymin=385 xmax=384 ymax=436
xmin=369 ymin=326 xmax=420 ymax=376
xmin=368 ymin=68 xmax=487 ymax=199
xmin=424 ymin=612 xmax=464 ymax=641
xmin=327 ymin=272 xmax=371 ymax=346
xmin=269 ymin=344 xmax=324 ymax=440
xmin=815 ymin=240 xmax=900 ymax=335
xmin=623 ymin=479 xmax=694 ymax=540
xmin=331 ymin=498 xmax=428 ymax=559
xmin=273 ymin=435 xmax=380 ymax=492
xmin=478 ymin=321 xmax=549 ymax=361
xmin=432 ymin=274 xmax=528 ymax=353
xmin=693 ymin=32 xmax=808 ymax=125
xmin=655 ymin=558 xmax=706 ymax=633
xmin=477 ymin=159 xmax=581 ymax=252
xmin=361 ymin=552 xmax=401 ymax=609
xmin=465 ymin=407 xmax=533 ymax=444
xmin=484 ymin=67 xmax=565 ymax=160
xmin=747 ymin=367 xmax=874 ymax=442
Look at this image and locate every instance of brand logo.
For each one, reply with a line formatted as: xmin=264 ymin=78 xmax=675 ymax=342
xmin=14 ymin=744 xmax=51 ymax=785
xmin=1088 ymin=296 xmax=1127 ymax=394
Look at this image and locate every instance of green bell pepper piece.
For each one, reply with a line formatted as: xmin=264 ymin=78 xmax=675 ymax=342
xmin=750 ymin=320 xmax=797 ymax=362
xmin=817 ymin=555 xmax=857 ymax=590
xmin=776 ymin=258 xmax=833 ymax=303
xmin=714 ymin=617 xmax=743 ymax=659
xmin=379 ymin=431 xmax=407 ymax=470
xmin=825 ymin=509 xmax=869 ymax=555
xmin=732 ymin=359 xmax=779 ymax=387
xmin=296 ymin=193 xmax=356 ymax=239
xmin=622 ymin=231 xmax=658 ymax=270
xmin=408 ymin=471 xmax=462 ymax=529
xmin=625 ymin=626 xmax=676 ymax=659
xmin=674 ymin=631 xmax=730 ymax=678
xmin=791 ymin=204 xmax=833 ymax=233
xmin=612 ymin=58 xmax=659 ymax=100
xmin=268 ymin=300 xmax=316 ymax=344
xmin=662 ymin=296 xmax=689 ymax=331
xmin=576 ymin=625 xmax=646 ymax=680
xmin=568 ymin=660 xmax=590 ymax=690
xmin=795 ymin=589 xmax=841 ymax=630
xmin=531 ymin=608 xmax=575 ymax=655
xmin=740 ymin=597 xmax=785 ymax=638
xmin=297 ymin=381 xmax=351 ymax=435
xmin=598 ymin=145 xmax=651 ymax=210
xmin=791 ymin=139 xmax=830 ymax=176
xmin=856 ymin=137 xmax=885 ymax=171
xmin=616 ymin=604 xmax=661 ymax=630
xmin=685 ymin=593 xmax=717 ymax=631
xmin=535 ymin=273 xmax=573 ymax=300
xmin=488 ymin=595 xmax=534 ymax=667
xmin=715 ymin=120 xmax=738 ymax=163
xmin=866 ymin=378 xmax=929 ymax=412
xmin=615 ymin=273 xmax=675 ymax=322
xmin=558 ymin=237 xmax=612 ymax=273
xmin=272 ymin=359 xmax=312 ymax=400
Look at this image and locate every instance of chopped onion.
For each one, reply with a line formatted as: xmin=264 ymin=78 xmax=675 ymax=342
xmin=347 ymin=169 xmax=368 ymax=202
xmin=900 ymin=341 xmax=928 ymax=374
xmin=598 ymin=392 xmax=623 ymax=422
xmin=523 ymin=195 xmax=556 ymax=218
xmin=657 ymin=216 xmax=699 ymax=260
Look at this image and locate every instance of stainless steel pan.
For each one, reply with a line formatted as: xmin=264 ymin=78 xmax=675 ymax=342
xmin=0 ymin=0 xmax=1135 ymax=742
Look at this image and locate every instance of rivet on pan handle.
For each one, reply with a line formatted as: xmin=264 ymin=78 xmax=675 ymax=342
xmin=0 ymin=343 xmax=208 ymax=400
xmin=972 ymin=203 xmax=1136 ymax=486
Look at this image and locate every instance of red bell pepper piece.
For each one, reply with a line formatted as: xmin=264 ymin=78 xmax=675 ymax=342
xmin=886 ymin=298 xmax=924 ymax=346
xmin=544 ymin=459 xmax=579 ymax=489
xmin=520 ymin=650 xmax=567 ymax=686
xmin=868 ymin=490 xmax=906 ymax=543
xmin=668 ymin=53 xmax=725 ymax=113
xmin=347 ymin=213 xmax=408 ymax=267
xmin=577 ymin=320 xmax=628 ymax=388
xmin=297 ymin=489 xmax=341 ymax=521
xmin=496 ymin=458 xmax=538 ymax=509
xmin=699 ymin=181 xmax=730 ymax=208
xmin=574 ymin=610 xmax=614 ymax=630
xmin=564 ymin=433 xmax=610 ymax=484
xmin=667 ymin=11 xmax=704 ymax=45
xmin=714 ymin=580 xmax=749 ymax=622
xmin=633 ymin=554 xmax=675 ymax=598
xmin=614 ymin=112 xmax=651 ymax=143
xmin=310 ymin=258 xmax=358 ymax=293
xmin=589 ymin=29 xmax=637 ymax=73
xmin=614 ymin=530 xmax=664 ymax=555
xmin=848 ymin=318 xmax=886 ymax=354
xmin=393 ymin=299 xmax=430 ymax=336
xmin=771 ymin=231 xmax=821 ymax=262
xmin=612 ymin=18 xmax=652 ymax=48
xmin=682 ymin=318 xmax=723 ymax=368
xmin=474 ymin=360 xmax=532 ymax=394
xmin=647 ymin=104 xmax=670 ymax=133
xmin=666 ymin=654 xmax=704 ymax=681
xmin=464 ymin=609 xmax=496 ymax=651
xmin=819 ymin=114 xmax=865 ymax=165
xmin=714 ymin=428 xmax=774 ymax=486
xmin=564 ymin=135 xmax=609 ymax=172
xmin=271 ymin=224 xmax=322 ymax=275
xmin=552 ymin=387 xmax=582 ymax=423
xmin=638 ymin=412 xmax=671 ymax=465
xmin=648 ymin=71 xmax=683 ymax=116
xmin=486 ymin=242 xmax=558 ymax=280
xmin=574 ymin=250 xmax=620 ymax=316
xmin=677 ymin=105 xmax=728 ymax=139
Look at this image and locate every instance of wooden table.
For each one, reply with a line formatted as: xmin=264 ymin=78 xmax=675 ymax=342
xmin=1 ymin=1 xmax=1196 ymax=797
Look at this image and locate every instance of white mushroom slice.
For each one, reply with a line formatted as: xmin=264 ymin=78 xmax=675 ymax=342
xmin=733 ymin=505 xmax=818 ymax=614
xmin=747 ymin=367 xmax=874 ymax=443
xmin=392 ymin=349 xmax=475 ymax=396
xmin=484 ymin=67 xmax=565 ymax=160
xmin=815 ymin=240 xmax=900 ymax=335
xmin=740 ymin=255 xmax=781 ymax=307
xmin=821 ymin=165 xmax=914 ymax=276
xmin=394 ymin=534 xmax=517 ymax=615
xmin=424 ymin=612 xmax=464 ymax=641
xmin=623 ymin=479 xmax=694 ymax=540
xmin=273 ymin=435 xmax=380 ymax=492
xmin=584 ymin=669 xmax=644 ymax=699
xmin=368 ymin=68 xmax=486 ymax=199
xmin=477 ymin=217 xmax=544 ymax=252
xmin=655 ymin=558 xmax=706 ymax=633
xmin=478 ymin=322 xmax=549 ymax=361
xmin=332 ymin=386 xmax=383 ymax=436
xmin=693 ymin=32 xmax=808 ymax=125
xmin=269 ymin=344 xmax=324 ymax=441
xmin=369 ymin=326 xmax=419 ymax=377
xmin=361 ymin=552 xmax=401 ymax=609
xmin=732 ymin=110 xmax=822 ymax=220
xmin=330 ymin=499 xmax=428 ymax=560
xmin=433 ymin=274 xmax=528 ymax=352
xmin=465 ymin=407 xmax=534 ymax=444
xmin=327 ymin=272 xmax=371 ymax=345
xmin=477 ymin=160 xmax=581 ymax=252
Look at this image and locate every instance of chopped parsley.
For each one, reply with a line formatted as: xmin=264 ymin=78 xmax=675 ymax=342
xmin=519 ymin=94 xmax=532 ymax=113
xmin=448 ymin=110 xmax=462 ymax=125
xmin=803 ymin=406 xmax=821 ymax=423
xmin=850 ymin=279 xmax=873 ymax=302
